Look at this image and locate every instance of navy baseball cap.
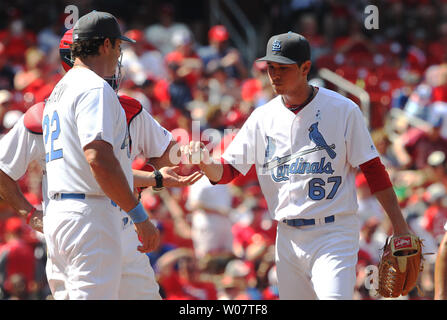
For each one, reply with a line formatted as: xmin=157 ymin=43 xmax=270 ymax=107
xmin=258 ymin=31 xmax=310 ymax=65
xmin=73 ymin=11 xmax=136 ymax=43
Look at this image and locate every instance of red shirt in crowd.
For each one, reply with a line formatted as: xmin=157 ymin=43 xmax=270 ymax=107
xmin=160 ymin=271 xmax=217 ymax=300
xmin=422 ymin=204 xmax=447 ymax=239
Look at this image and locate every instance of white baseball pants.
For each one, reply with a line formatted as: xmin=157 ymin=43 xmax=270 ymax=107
xmin=43 ymin=197 xmax=123 ymax=300
xmin=275 ymin=214 xmax=360 ymax=300
xmin=44 ymin=197 xmax=162 ymax=300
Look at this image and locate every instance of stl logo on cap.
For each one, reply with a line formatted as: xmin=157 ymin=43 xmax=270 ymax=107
xmin=272 ymin=39 xmax=281 ymax=52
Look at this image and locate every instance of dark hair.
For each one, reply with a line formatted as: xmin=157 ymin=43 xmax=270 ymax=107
xmin=70 ymin=37 xmax=117 ymax=59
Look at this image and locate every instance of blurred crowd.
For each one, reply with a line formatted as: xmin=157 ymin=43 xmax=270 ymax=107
xmin=1 ymin=0 xmax=447 ymax=300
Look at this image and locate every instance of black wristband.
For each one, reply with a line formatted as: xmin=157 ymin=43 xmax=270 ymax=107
xmin=153 ymin=169 xmax=164 ymax=191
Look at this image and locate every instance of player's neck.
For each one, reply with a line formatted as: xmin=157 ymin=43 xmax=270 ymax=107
xmin=282 ymin=84 xmax=314 ymax=106
xmin=73 ymin=57 xmax=113 ymax=80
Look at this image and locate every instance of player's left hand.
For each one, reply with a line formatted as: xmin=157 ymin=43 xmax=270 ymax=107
xmin=28 ymin=209 xmax=43 ymax=233
xmin=160 ymin=166 xmax=203 ymax=187
xmin=134 ymin=218 xmax=160 ymax=253
xmin=392 ymin=225 xmax=414 ymax=256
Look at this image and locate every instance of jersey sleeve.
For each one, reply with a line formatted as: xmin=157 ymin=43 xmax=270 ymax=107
xmin=0 ymin=117 xmax=44 ymax=180
xmin=75 ymin=87 xmax=119 ymax=148
xmin=345 ymin=104 xmax=380 ymax=168
xmin=221 ymin=111 xmax=258 ymax=176
xmin=131 ymin=109 xmax=173 ymax=159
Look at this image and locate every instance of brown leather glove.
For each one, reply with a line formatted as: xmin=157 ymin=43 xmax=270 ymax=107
xmin=377 ymin=234 xmax=423 ymax=298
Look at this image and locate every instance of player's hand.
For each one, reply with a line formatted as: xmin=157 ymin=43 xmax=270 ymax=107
xmin=392 ymin=226 xmax=415 ymax=256
xmin=134 ymin=219 xmax=160 ymax=253
xmin=180 ymin=141 xmax=211 ymax=166
xmin=28 ymin=209 xmax=43 ymax=233
xmin=159 ymin=166 xmax=203 ymax=187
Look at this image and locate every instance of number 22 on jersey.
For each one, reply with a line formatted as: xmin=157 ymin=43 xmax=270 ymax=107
xmin=43 ymin=110 xmax=63 ymax=163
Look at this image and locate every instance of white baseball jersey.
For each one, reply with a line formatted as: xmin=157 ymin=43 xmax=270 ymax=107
xmin=0 ymin=116 xmax=45 ymax=180
xmin=222 ymin=87 xmax=379 ymax=221
xmin=128 ymin=107 xmax=172 ymax=160
xmin=43 ymin=67 xmax=132 ymax=197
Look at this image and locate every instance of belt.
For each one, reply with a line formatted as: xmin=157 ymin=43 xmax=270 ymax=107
xmin=53 ymin=193 xmax=118 ymax=209
xmin=58 ymin=193 xmax=86 ymax=200
xmin=283 ymin=215 xmax=335 ymax=227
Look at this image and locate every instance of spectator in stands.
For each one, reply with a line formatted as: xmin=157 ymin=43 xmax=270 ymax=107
xmin=13 ymin=46 xmax=62 ymax=107
xmin=393 ymin=112 xmax=447 ymax=170
xmin=358 ymin=216 xmax=386 ymax=265
xmin=403 ymin=83 xmax=432 ymax=121
xmin=3 ymin=273 xmax=29 ymax=300
xmin=169 ymin=29 xmax=203 ymax=90
xmin=122 ymin=29 xmax=167 ymax=85
xmin=356 ymin=173 xmax=386 ymax=226
xmin=371 ymin=128 xmax=399 ymax=171
xmin=404 ymin=29 xmax=429 ymax=76
xmin=165 ymin=51 xmax=194 ymax=118
xmin=186 ymin=176 xmax=233 ymax=260
xmin=218 ymin=259 xmax=257 ymax=300
xmin=198 ymin=25 xmax=247 ymax=80
xmin=0 ymin=217 xmax=36 ymax=299
xmin=333 ymin=19 xmax=376 ymax=57
xmin=156 ymin=248 xmax=217 ymax=300
xmin=0 ymin=90 xmax=14 ymax=133
xmin=261 ymin=265 xmax=279 ymax=300
xmin=428 ymin=22 xmax=447 ymax=65
xmin=0 ymin=17 xmax=36 ymax=66
xmin=297 ymin=13 xmax=330 ymax=63
xmin=422 ymin=183 xmax=447 ymax=243
xmin=423 ymin=151 xmax=447 ymax=187
xmin=239 ymin=61 xmax=271 ymax=114
xmin=0 ymin=43 xmax=15 ymax=91
xmin=204 ymin=60 xmax=240 ymax=114
xmin=36 ymin=23 xmax=60 ymax=55
xmin=232 ymin=192 xmax=276 ymax=259
xmin=248 ymin=60 xmax=275 ymax=107
xmin=144 ymin=3 xmax=192 ymax=55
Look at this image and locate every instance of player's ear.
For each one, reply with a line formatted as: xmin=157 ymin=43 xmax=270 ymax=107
xmin=101 ymin=38 xmax=114 ymax=55
xmin=103 ymin=38 xmax=112 ymax=53
xmin=299 ymin=60 xmax=312 ymax=76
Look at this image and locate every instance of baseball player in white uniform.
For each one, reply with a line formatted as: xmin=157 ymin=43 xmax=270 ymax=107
xmin=182 ymin=32 xmax=413 ymax=299
xmin=41 ymin=11 xmax=162 ymax=300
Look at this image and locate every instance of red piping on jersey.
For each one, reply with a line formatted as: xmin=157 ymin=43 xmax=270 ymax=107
xmin=119 ymin=95 xmax=143 ymax=127
xmin=118 ymin=95 xmax=143 ymax=154
xmin=359 ymin=157 xmax=393 ymax=194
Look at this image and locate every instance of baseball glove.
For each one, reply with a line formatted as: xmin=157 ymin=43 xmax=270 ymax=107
xmin=377 ymin=234 xmax=423 ymax=298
